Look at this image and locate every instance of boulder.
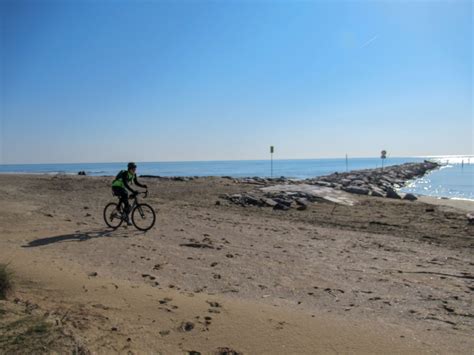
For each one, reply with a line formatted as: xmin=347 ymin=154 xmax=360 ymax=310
xmin=386 ymin=187 xmax=401 ymax=199
xmin=273 ymin=203 xmax=290 ymax=211
xmin=370 ymin=190 xmax=384 ymax=198
xmin=350 ymin=179 xmax=366 ymax=186
xmin=243 ymin=195 xmax=261 ymax=206
xmin=314 ymin=181 xmax=333 ymax=187
xmin=403 ymin=193 xmax=417 ymax=201
xmin=261 ymin=198 xmax=278 ymax=207
xmin=343 ymin=186 xmax=370 ymax=195
xmin=340 ymin=179 xmax=352 ymax=186
xmin=467 ymin=213 xmax=474 ymax=225
xmin=380 ymin=177 xmax=395 ymax=184
xmin=295 ymin=198 xmax=310 ymax=207
xmin=273 ymin=198 xmax=292 ymax=207
xmin=369 ymin=189 xmax=385 ymax=198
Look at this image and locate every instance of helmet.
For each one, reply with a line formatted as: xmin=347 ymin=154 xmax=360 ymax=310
xmin=128 ymin=162 xmax=137 ymax=170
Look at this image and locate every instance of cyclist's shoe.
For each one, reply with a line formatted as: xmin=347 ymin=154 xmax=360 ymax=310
xmin=112 ymin=212 xmax=121 ymax=219
xmin=126 ymin=217 xmax=133 ymax=226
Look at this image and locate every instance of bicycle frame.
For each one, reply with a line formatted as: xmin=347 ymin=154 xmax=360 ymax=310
xmin=117 ymin=191 xmax=148 ymax=216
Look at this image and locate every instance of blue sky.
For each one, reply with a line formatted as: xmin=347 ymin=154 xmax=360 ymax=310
xmin=1 ymin=0 xmax=472 ymax=164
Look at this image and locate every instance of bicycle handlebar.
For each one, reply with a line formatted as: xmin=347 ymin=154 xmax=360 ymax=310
xmin=130 ymin=190 xmax=148 ymax=199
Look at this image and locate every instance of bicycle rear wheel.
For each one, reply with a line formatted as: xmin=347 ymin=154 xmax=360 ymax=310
xmin=131 ymin=203 xmax=156 ymax=231
xmin=104 ymin=202 xmax=124 ymax=229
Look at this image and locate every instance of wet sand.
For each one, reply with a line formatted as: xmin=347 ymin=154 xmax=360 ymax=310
xmin=0 ymin=174 xmax=473 ymax=353
xmin=418 ymin=195 xmax=474 ymax=212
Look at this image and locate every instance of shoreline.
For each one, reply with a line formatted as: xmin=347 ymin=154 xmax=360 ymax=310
xmin=418 ymin=195 xmax=474 ymax=212
xmin=1 ymin=166 xmax=473 ymax=206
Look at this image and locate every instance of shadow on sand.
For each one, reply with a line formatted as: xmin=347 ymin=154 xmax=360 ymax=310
xmin=22 ymin=228 xmax=141 ymax=248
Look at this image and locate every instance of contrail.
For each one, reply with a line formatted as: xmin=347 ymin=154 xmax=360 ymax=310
xmin=360 ymin=35 xmax=379 ymax=49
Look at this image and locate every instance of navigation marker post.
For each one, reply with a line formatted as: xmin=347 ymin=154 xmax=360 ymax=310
xmin=270 ymin=146 xmax=274 ymax=178
xmin=381 ymin=150 xmax=387 ymax=171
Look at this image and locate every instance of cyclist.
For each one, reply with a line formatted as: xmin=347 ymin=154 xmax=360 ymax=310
xmin=112 ymin=162 xmax=147 ymax=225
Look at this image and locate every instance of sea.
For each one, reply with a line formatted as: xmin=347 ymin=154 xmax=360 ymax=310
xmin=0 ymin=156 xmax=472 ymax=200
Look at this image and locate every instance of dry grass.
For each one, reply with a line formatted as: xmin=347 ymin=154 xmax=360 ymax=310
xmin=0 ymin=264 xmax=13 ymax=300
xmin=0 ymin=307 xmax=88 ymax=354
xmin=0 ymin=315 xmax=52 ymax=353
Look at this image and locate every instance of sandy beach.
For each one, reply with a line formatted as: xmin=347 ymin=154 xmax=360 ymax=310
xmin=0 ymin=174 xmax=473 ymax=354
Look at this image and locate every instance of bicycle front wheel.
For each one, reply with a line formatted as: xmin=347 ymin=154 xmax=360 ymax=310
xmin=131 ymin=203 xmax=156 ymax=231
xmin=104 ymin=202 xmax=124 ymax=229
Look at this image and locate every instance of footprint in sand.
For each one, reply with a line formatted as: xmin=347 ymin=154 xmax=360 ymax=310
xmin=179 ymin=321 xmax=195 ymax=332
xmin=215 ymin=347 xmax=241 ymax=355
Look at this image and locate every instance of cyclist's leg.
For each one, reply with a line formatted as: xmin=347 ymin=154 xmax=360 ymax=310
xmin=118 ymin=188 xmax=132 ymax=224
xmin=112 ymin=187 xmax=129 ymax=215
xmin=111 ymin=187 xmax=121 ymax=210
xmin=123 ymin=192 xmax=131 ymax=216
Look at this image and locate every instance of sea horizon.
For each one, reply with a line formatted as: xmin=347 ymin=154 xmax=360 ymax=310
xmin=1 ymin=154 xmax=472 ymax=166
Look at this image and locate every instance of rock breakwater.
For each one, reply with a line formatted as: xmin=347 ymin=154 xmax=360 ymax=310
xmin=222 ymin=161 xmax=440 ymax=210
xmin=307 ymin=160 xmax=440 ymax=198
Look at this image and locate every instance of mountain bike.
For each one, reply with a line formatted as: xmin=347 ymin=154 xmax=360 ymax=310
xmin=103 ymin=191 xmax=156 ymax=231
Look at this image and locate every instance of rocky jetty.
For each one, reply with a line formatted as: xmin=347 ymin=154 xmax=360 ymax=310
xmin=306 ymin=160 xmax=439 ymax=199
xmin=222 ymin=161 xmax=440 ymax=210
